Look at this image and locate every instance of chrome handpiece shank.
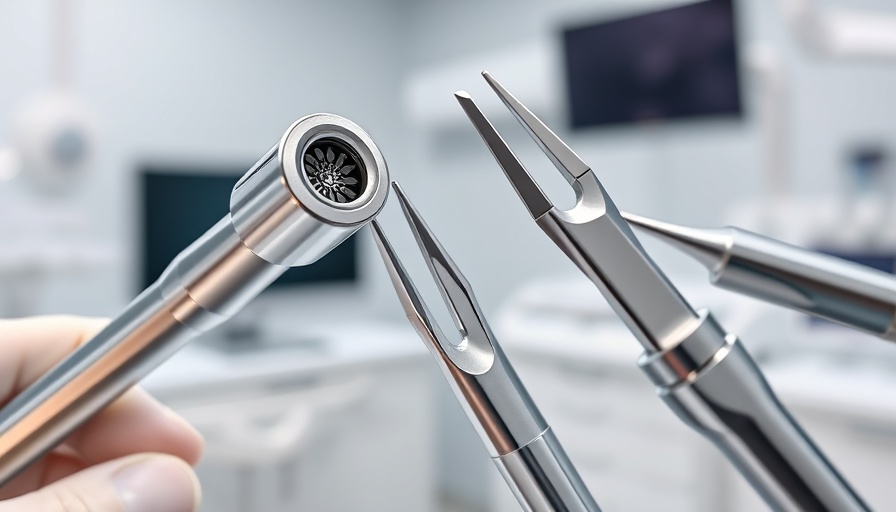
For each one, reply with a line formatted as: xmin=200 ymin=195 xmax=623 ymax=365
xmin=0 ymin=114 xmax=389 ymax=486
xmin=624 ymin=212 xmax=896 ymax=341
xmin=372 ymin=183 xmax=600 ymax=512
xmin=458 ymin=72 xmax=868 ymax=512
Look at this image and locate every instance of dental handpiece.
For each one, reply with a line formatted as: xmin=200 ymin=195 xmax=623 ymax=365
xmin=624 ymin=212 xmax=896 ymax=341
xmin=0 ymin=114 xmax=389 ymax=486
xmin=458 ymin=72 xmax=868 ymax=512
xmin=372 ymin=184 xmax=601 ymax=512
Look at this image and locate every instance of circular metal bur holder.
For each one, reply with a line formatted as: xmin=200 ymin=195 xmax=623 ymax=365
xmin=302 ymin=137 xmax=367 ymax=204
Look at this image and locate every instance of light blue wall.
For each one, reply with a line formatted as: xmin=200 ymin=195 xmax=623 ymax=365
xmin=380 ymin=0 xmax=896 ymax=321
xmin=0 ymin=0 xmax=407 ymax=316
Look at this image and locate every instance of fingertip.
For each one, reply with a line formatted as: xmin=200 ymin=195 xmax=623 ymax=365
xmin=66 ymin=387 xmax=204 ymax=467
xmin=112 ymin=454 xmax=202 ymax=512
xmin=0 ymin=453 xmax=201 ymax=512
xmin=157 ymin=403 xmax=205 ymax=466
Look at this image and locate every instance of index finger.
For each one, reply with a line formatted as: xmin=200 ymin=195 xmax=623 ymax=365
xmin=0 ymin=316 xmax=108 ymax=405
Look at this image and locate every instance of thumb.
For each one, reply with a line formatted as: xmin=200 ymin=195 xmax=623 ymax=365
xmin=0 ymin=454 xmax=200 ymax=512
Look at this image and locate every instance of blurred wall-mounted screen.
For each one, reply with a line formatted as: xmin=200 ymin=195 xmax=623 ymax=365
xmin=140 ymin=168 xmax=357 ymax=291
xmin=562 ymin=0 xmax=741 ymax=129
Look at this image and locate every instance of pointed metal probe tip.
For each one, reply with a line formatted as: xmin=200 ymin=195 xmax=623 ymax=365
xmin=454 ymin=91 xmax=553 ymax=219
xmin=481 ymin=71 xmax=590 ymax=183
xmin=370 ymin=219 xmax=440 ymax=341
xmin=621 ymin=211 xmax=730 ymax=272
xmin=370 ymin=219 xmax=421 ymax=311
xmin=391 ymin=181 xmax=480 ymax=335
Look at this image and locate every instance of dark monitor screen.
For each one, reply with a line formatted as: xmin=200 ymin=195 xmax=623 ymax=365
xmin=562 ymin=0 xmax=741 ymax=129
xmin=140 ymin=168 xmax=357 ymax=290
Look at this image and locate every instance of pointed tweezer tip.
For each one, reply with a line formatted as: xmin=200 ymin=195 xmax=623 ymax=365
xmin=368 ymin=220 xmax=402 ymax=292
xmin=479 ymin=71 xmax=591 ymax=182
xmin=389 ymin=181 xmax=436 ymax=263
xmin=452 ymin=88 xmax=553 ymax=219
xmin=370 ymin=219 xmax=400 ymax=272
xmin=391 ymin=181 xmax=414 ymax=219
xmin=370 ymin=219 xmax=441 ymax=343
xmin=389 ymin=182 xmax=478 ymax=336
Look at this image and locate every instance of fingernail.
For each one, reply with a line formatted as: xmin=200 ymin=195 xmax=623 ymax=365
xmin=113 ymin=456 xmax=200 ymax=512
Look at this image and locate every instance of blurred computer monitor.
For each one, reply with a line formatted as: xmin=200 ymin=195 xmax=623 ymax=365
xmin=139 ymin=166 xmax=357 ymax=291
xmin=562 ymin=0 xmax=742 ymax=129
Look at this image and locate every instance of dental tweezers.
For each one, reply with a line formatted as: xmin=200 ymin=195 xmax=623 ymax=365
xmin=371 ymin=183 xmax=601 ymax=512
xmin=456 ymin=72 xmax=868 ymax=512
xmin=623 ymin=212 xmax=896 ymax=342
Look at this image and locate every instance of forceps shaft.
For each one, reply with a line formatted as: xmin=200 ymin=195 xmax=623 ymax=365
xmin=457 ymin=72 xmax=868 ymax=512
xmin=372 ymin=182 xmax=600 ymax=512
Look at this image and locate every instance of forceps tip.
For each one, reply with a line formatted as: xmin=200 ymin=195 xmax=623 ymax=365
xmin=391 ymin=181 xmax=418 ymax=226
xmin=391 ymin=182 xmax=478 ymax=335
xmin=454 ymin=89 xmax=553 ymax=219
xmin=480 ymin=72 xmax=591 ymax=182
xmin=371 ymin=218 xmax=448 ymax=347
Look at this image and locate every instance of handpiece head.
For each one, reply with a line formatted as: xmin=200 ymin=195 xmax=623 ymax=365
xmin=230 ymin=114 xmax=389 ymax=267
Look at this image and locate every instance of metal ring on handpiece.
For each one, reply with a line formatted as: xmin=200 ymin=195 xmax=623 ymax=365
xmin=230 ymin=114 xmax=389 ymax=268
xmin=281 ymin=114 xmax=388 ymax=225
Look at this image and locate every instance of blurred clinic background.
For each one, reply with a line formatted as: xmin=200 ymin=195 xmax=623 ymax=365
xmin=2 ymin=0 xmax=896 ymax=510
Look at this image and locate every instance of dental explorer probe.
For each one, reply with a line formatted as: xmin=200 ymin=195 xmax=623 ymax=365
xmin=623 ymin=212 xmax=896 ymax=342
xmin=456 ymin=72 xmax=868 ymax=512
xmin=0 ymin=114 xmax=389 ymax=486
xmin=371 ymin=183 xmax=601 ymax=512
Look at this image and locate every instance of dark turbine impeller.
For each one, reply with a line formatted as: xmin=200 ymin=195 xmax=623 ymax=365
xmin=302 ymin=138 xmax=366 ymax=204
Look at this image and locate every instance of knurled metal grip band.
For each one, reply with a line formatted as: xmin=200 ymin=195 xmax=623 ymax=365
xmin=637 ymin=309 xmax=737 ymax=389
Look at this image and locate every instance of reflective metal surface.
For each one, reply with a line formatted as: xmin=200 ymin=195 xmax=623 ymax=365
xmin=456 ymin=80 xmax=698 ymax=353
xmin=494 ymin=429 xmax=597 ymax=512
xmin=459 ymin=72 xmax=868 ymax=512
xmin=0 ymin=114 xmax=389 ymax=486
xmin=624 ymin=212 xmax=896 ymax=341
xmin=639 ymin=313 xmax=859 ymax=511
xmin=372 ymin=183 xmax=600 ymax=512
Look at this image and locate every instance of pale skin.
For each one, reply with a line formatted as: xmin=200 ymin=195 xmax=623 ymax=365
xmin=0 ymin=316 xmax=203 ymax=512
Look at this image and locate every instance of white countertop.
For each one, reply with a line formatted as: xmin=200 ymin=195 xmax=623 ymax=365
xmin=762 ymin=355 xmax=896 ymax=424
xmin=142 ymin=321 xmax=427 ymax=398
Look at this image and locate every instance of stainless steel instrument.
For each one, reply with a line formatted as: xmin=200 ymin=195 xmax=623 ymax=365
xmin=456 ymin=71 xmax=868 ymax=512
xmin=371 ymin=183 xmax=600 ymax=512
xmin=623 ymin=211 xmax=896 ymax=342
xmin=0 ymin=114 xmax=389 ymax=486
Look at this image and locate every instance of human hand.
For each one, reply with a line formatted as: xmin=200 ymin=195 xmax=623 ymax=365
xmin=0 ymin=316 xmax=203 ymax=512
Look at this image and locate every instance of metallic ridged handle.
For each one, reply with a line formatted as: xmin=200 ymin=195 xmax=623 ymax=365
xmin=639 ymin=312 xmax=869 ymax=512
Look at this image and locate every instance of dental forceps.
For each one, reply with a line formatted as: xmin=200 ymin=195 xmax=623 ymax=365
xmin=371 ymin=183 xmax=601 ymax=512
xmin=623 ymin=212 xmax=896 ymax=342
xmin=456 ymin=72 xmax=868 ymax=512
